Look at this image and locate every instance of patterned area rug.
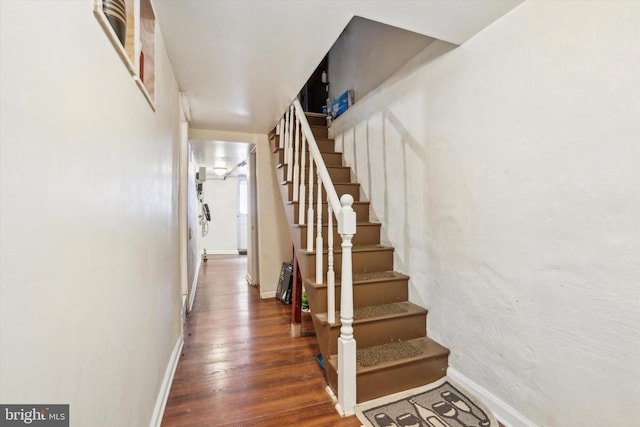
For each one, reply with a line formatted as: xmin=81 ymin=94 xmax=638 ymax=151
xmin=356 ymin=377 xmax=498 ymax=427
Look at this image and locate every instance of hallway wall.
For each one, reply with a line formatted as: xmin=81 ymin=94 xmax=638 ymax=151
xmin=330 ymin=1 xmax=640 ymax=426
xmin=0 ymin=2 xmax=182 ymax=426
xmin=187 ymin=146 xmax=200 ymax=305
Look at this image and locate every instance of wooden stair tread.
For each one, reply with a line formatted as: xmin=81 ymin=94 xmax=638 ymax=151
xmin=273 ymin=146 xmax=341 ymax=154
xmin=280 ymin=180 xmax=358 ymax=186
xmin=303 ymin=244 xmax=393 ymax=255
xmin=315 ymin=301 xmax=427 ymax=326
xmin=328 ymin=337 xmax=449 ymax=374
xmin=293 ymin=221 xmax=379 ymax=228
xmin=286 ymin=200 xmax=369 ymax=206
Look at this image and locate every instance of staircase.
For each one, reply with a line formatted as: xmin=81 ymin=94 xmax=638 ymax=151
xmin=270 ymin=104 xmax=449 ymax=409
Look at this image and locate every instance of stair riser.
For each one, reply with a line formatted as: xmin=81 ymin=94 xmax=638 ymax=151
xmin=289 ymin=202 xmax=369 ymax=223
xmin=322 ymin=314 xmax=427 ymax=356
xmin=273 ymin=149 xmax=342 ymax=167
xmin=305 ymin=279 xmax=409 ymax=314
xmin=294 ymin=224 xmax=380 ymax=248
xmin=311 ymin=138 xmax=335 ymax=152
xmin=327 ymin=356 xmax=449 ymax=403
xmin=310 ymin=126 xmax=328 ymax=139
xmin=283 ymin=182 xmax=360 ymax=203
xmin=296 ymin=248 xmax=394 ymax=281
xmin=305 ymin=115 xmax=327 ymax=126
xmin=273 ymin=136 xmax=334 ymax=153
xmin=278 ymin=165 xmax=351 ymax=184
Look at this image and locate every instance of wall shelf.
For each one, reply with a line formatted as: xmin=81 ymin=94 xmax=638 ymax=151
xmin=94 ymin=0 xmax=156 ymax=110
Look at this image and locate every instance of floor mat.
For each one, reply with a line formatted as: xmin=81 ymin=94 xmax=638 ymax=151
xmin=356 ymin=376 xmax=498 ymax=427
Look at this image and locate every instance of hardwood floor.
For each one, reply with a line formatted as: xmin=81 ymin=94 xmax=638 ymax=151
xmin=161 ymin=255 xmax=362 ymax=427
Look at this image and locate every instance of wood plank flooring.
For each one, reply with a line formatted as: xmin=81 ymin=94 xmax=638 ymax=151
xmin=161 ymin=255 xmax=361 ymax=427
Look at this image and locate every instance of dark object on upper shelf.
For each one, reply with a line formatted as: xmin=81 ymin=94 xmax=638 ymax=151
xmin=103 ymin=0 xmax=127 ymax=46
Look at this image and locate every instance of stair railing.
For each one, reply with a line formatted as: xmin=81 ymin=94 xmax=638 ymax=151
xmin=277 ymin=99 xmax=357 ymax=416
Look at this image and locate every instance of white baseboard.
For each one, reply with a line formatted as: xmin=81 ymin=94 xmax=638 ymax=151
xmin=245 ymin=273 xmax=257 ymax=286
xmin=260 ymin=290 xmax=277 ymax=299
xmin=447 ymin=367 xmax=539 ymax=427
xmin=204 ymin=249 xmax=239 ymax=255
xmin=149 ymin=335 xmax=184 ymax=427
xmin=188 ymin=257 xmax=202 ymax=313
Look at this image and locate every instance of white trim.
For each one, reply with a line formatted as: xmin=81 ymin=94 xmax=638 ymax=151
xmin=204 ymin=249 xmax=240 ymax=255
xmin=447 ymin=367 xmax=539 ymax=427
xmin=188 ymin=256 xmax=202 ymax=313
xmin=149 ymin=336 xmax=184 ymax=427
xmin=260 ymin=290 xmax=277 ymax=299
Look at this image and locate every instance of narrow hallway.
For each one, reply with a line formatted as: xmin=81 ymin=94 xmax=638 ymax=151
xmin=161 ymin=255 xmax=361 ymax=426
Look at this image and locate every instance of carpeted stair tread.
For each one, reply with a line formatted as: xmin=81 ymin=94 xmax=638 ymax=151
xmin=304 ymin=271 xmax=409 ymax=289
xmin=357 ymin=341 xmax=422 ymax=367
xmin=315 ymin=301 xmax=426 ymax=325
xmin=354 ymin=303 xmax=407 ymax=320
xmin=328 ymin=337 xmax=449 ymax=373
xmin=353 ymin=271 xmax=406 ymax=282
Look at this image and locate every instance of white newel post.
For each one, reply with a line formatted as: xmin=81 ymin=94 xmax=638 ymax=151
xmin=299 ymin=133 xmax=307 ymax=225
xmin=337 ymin=194 xmax=357 ymax=416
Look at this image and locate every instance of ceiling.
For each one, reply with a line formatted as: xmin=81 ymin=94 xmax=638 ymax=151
xmin=190 ymin=139 xmax=251 ymax=178
xmin=153 ymin=0 xmax=523 ymax=168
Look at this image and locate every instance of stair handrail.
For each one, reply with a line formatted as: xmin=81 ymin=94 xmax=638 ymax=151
xmin=278 ymin=99 xmax=357 ymax=416
xmin=292 ymin=100 xmax=341 ymax=213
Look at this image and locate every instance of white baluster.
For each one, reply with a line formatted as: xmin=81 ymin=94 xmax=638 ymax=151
xmin=315 ymin=173 xmax=323 ymax=285
xmin=299 ymin=133 xmax=306 ymax=225
xmin=278 ymin=118 xmax=284 ymax=149
xmin=293 ymin=114 xmax=300 ymax=202
xmin=327 ymin=204 xmax=335 ymax=324
xmin=337 ymin=194 xmax=357 ymax=416
xmin=286 ymin=105 xmax=294 ymax=182
xmin=283 ymin=109 xmax=289 ymax=167
xmin=307 ymin=157 xmax=314 ymax=252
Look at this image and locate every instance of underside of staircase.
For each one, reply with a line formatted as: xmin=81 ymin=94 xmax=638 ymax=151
xmin=270 ymin=112 xmax=449 ymax=404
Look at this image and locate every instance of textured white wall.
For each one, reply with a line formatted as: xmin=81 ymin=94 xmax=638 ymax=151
xmin=0 ymin=1 xmax=182 ymax=426
xmin=331 ymin=1 xmax=640 ymax=426
xmin=199 ymin=177 xmax=239 ymax=254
